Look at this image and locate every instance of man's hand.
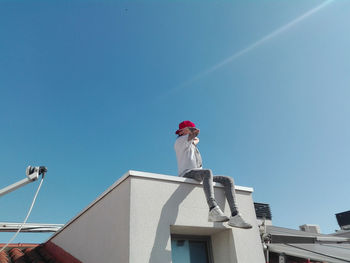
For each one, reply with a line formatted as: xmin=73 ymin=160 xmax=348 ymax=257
xmin=193 ymin=137 xmax=200 ymax=145
xmin=187 ymin=127 xmax=200 ymax=141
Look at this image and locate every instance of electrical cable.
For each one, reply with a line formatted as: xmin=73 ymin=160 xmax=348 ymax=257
xmin=0 ymin=176 xmax=45 ymax=253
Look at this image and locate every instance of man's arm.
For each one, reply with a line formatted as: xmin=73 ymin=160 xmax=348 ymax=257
xmin=187 ymin=127 xmax=200 ymax=141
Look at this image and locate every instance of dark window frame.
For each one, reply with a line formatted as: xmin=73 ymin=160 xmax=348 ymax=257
xmin=171 ymin=234 xmax=214 ymax=263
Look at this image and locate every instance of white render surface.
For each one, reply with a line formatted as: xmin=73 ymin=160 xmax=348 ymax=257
xmin=50 ymin=177 xmax=131 ymax=263
xmin=49 ymin=170 xmax=265 ymax=263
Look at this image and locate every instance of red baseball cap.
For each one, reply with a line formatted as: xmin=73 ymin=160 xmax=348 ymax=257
xmin=175 ymin=120 xmax=196 ymax=135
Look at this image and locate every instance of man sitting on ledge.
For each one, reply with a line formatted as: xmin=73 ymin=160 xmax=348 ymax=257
xmin=174 ymin=120 xmax=252 ymax=229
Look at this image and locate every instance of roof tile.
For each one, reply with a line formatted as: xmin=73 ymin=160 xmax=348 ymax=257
xmin=0 ymin=245 xmax=60 ymax=263
xmin=9 ymin=248 xmax=26 ymax=263
xmin=24 ymin=247 xmax=46 ymax=263
xmin=0 ymin=251 xmax=9 ymax=263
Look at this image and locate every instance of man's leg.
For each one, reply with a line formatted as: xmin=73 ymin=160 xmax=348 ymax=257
xmin=213 ymin=176 xmax=238 ymax=216
xmin=183 ymin=169 xmax=217 ymax=209
xmin=183 ymin=169 xmax=229 ymax=222
xmin=213 ymin=175 xmax=252 ymax=229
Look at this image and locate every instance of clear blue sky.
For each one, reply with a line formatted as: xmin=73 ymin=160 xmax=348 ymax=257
xmin=1 ymin=0 xmax=349 ymax=243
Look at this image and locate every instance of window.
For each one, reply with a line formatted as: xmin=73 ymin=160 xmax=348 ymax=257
xmin=171 ymin=235 xmax=213 ymax=263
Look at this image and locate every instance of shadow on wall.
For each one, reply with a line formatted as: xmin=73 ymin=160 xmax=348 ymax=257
xmin=149 ymin=181 xmax=227 ymax=263
xmin=149 ymin=183 xmax=194 ymax=263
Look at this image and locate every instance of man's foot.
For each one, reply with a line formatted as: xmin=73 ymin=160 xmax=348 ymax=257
xmin=228 ymin=213 xmax=252 ymax=229
xmin=208 ymin=206 xmax=230 ymax=222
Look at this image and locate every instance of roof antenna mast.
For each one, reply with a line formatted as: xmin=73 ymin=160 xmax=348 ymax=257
xmin=0 ymin=166 xmax=48 ymax=253
xmin=0 ymin=166 xmax=47 ymax=197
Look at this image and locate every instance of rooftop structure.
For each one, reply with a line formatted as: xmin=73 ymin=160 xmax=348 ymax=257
xmin=3 ymin=171 xmax=349 ymax=262
xmin=43 ymin=170 xmax=265 ymax=263
xmin=336 ymin=211 xmax=350 ymax=231
xmin=255 ymin=202 xmax=272 ymax=226
xmin=264 ymin=225 xmax=350 ymax=263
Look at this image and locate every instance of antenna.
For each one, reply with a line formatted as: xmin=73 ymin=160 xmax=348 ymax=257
xmin=0 ymin=165 xmax=48 ymax=252
xmin=0 ymin=166 xmax=47 ymax=197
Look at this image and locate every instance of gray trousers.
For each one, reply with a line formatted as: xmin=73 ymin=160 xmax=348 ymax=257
xmin=183 ymin=169 xmax=238 ymax=214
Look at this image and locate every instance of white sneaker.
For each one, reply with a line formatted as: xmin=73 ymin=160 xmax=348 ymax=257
xmin=208 ymin=206 xmax=230 ymax=222
xmin=228 ymin=213 xmax=252 ymax=229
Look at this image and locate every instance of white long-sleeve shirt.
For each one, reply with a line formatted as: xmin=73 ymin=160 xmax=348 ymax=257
xmin=174 ymin=134 xmax=203 ymax=177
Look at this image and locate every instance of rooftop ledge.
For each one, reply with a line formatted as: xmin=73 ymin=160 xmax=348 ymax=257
xmin=127 ymin=170 xmax=253 ymax=192
xmin=48 ymin=170 xmax=253 ymax=242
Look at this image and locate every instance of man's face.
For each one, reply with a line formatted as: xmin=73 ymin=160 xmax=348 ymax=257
xmin=179 ymin=127 xmax=199 ymax=136
xmin=179 ymin=127 xmax=191 ymax=136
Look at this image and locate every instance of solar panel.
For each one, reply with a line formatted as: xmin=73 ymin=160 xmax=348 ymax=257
xmin=254 ymin=202 xmax=272 ymax=220
xmin=335 ymin=210 xmax=350 ymax=229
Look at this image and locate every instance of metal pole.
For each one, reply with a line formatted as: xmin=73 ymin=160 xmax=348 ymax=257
xmin=0 ymin=166 xmax=47 ymax=198
xmin=266 ymin=247 xmax=269 ymax=263
xmin=0 ymin=172 xmax=39 ymax=197
xmin=0 ymin=222 xmax=63 ymax=232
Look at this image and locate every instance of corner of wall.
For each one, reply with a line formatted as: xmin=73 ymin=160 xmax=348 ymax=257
xmin=48 ymin=177 xmax=132 ymax=263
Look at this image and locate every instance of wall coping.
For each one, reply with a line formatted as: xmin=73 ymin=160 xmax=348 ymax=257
xmin=128 ymin=170 xmax=254 ymax=192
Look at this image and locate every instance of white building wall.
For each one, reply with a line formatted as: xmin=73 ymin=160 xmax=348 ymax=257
xmin=48 ymin=171 xmax=265 ymax=263
xmin=50 ymin=177 xmax=131 ymax=263
xmin=129 ymin=173 xmax=265 ymax=263
xmin=231 ymin=191 xmax=264 ymax=263
xmin=211 ymin=229 xmax=237 ymax=263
